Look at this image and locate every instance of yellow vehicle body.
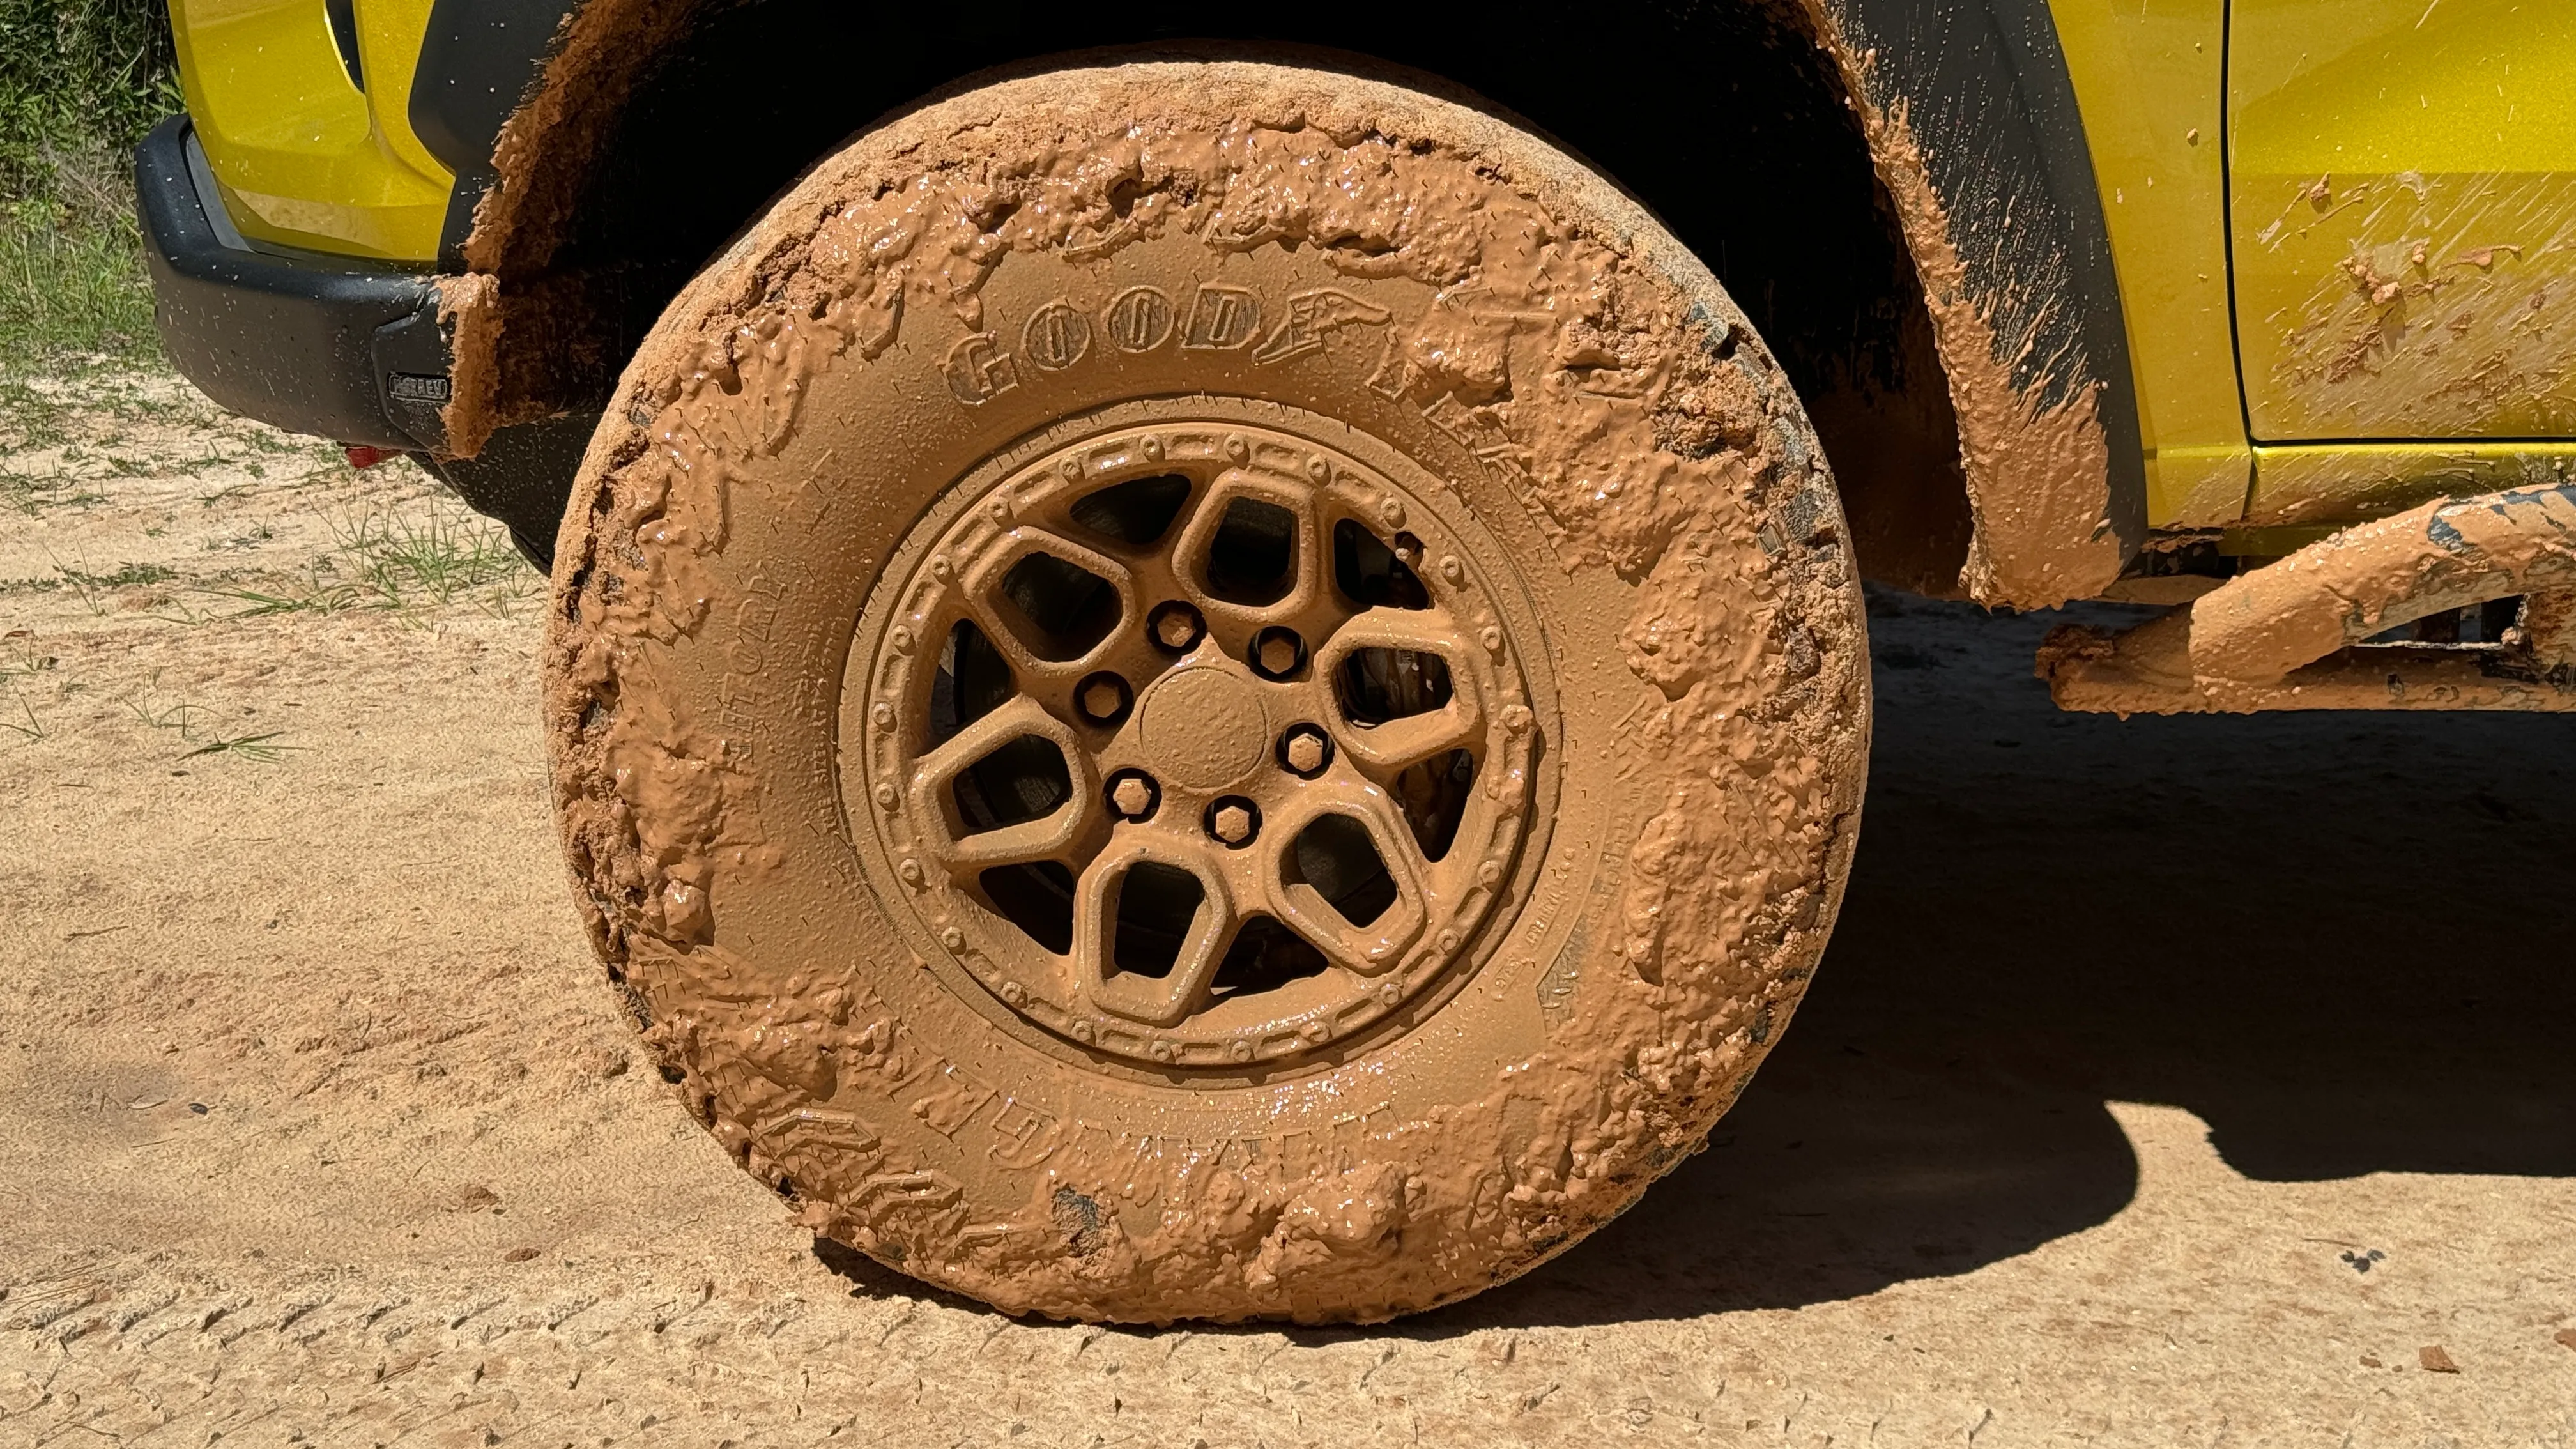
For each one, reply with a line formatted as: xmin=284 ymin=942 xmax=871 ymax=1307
xmin=172 ymin=0 xmax=450 ymax=260
xmin=165 ymin=0 xmax=2576 ymax=537
xmin=2057 ymin=0 xmax=2576 ymax=535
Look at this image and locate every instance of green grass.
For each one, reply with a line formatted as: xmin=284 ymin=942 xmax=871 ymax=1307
xmin=0 ymin=0 xmax=175 ymax=365
xmin=0 ymin=187 xmax=158 ymax=360
xmin=176 ymin=729 xmax=296 ymax=762
xmin=118 ymin=667 xmax=299 ymax=761
xmin=190 ymin=505 xmax=528 ymax=620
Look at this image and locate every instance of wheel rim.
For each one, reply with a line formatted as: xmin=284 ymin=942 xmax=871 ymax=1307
xmin=847 ymin=404 xmax=1544 ymax=1073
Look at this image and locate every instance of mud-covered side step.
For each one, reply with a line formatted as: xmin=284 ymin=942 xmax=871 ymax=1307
xmin=2039 ymin=482 xmax=2576 ymax=715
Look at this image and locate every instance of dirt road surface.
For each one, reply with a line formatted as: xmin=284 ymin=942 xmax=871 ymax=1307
xmin=4 ymin=371 xmax=2573 ymax=1445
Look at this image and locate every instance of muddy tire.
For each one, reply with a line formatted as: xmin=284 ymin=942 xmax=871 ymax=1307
xmin=544 ymin=56 xmax=1868 ymax=1323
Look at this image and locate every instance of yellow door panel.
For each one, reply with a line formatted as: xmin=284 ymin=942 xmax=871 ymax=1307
xmin=173 ymin=0 xmax=452 ymax=261
xmin=2246 ymin=440 xmax=2576 ymax=525
xmin=2054 ymin=0 xmax=2251 ymax=528
xmin=2230 ymin=0 xmax=2576 ymax=441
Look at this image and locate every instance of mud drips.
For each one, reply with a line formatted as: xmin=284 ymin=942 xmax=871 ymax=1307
xmin=1793 ymin=8 xmax=2126 ymax=609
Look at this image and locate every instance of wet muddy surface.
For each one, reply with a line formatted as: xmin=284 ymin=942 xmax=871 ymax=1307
xmin=4 ymin=371 xmax=2572 ymax=1441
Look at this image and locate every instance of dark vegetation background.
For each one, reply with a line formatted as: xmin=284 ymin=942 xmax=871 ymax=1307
xmin=0 ymin=0 xmax=178 ymax=359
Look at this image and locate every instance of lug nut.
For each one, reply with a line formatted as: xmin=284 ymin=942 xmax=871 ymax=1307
xmin=1150 ymin=601 xmax=1205 ymax=652
xmin=1280 ymin=724 xmax=1331 ymax=776
xmin=1208 ymin=797 xmax=1260 ymax=847
xmin=1251 ymin=626 xmax=1305 ymax=680
xmin=1078 ymin=672 xmax=1131 ymax=724
xmin=1108 ymin=771 xmax=1160 ymax=820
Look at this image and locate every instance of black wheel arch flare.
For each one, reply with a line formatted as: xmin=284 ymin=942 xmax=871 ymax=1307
xmin=402 ymin=0 xmax=2145 ymax=592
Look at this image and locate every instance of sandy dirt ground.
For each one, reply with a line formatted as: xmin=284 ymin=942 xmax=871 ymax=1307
xmin=3 ymin=369 xmax=2573 ymax=1446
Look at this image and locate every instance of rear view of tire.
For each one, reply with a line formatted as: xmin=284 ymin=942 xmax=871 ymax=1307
xmin=546 ymin=55 xmax=1868 ymax=1322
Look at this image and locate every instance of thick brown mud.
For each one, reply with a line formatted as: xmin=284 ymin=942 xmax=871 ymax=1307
xmin=542 ymin=60 xmax=1869 ymax=1321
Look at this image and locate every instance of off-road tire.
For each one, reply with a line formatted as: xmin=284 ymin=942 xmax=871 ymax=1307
xmin=545 ymin=54 xmax=1869 ymax=1323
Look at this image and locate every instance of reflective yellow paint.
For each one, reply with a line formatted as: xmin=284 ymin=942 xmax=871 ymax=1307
xmin=2053 ymin=0 xmax=2251 ymax=528
xmin=2230 ymin=0 xmax=2576 ymax=441
xmin=173 ymin=0 xmax=450 ymax=261
xmin=2245 ymin=440 xmax=2576 ymax=526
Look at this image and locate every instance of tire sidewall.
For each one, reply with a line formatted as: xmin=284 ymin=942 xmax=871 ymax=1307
xmin=548 ymin=59 xmax=1867 ymax=1321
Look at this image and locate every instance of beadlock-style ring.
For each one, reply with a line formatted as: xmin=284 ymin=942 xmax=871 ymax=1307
xmin=844 ymin=406 xmax=1544 ymax=1073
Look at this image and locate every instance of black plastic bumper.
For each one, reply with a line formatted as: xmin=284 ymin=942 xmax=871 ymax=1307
xmin=134 ymin=115 xmax=454 ymax=452
xmin=135 ymin=116 xmax=592 ymax=565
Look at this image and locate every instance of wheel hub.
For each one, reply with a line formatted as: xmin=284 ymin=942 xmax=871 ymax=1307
xmin=1135 ymin=666 xmax=1269 ymax=790
xmin=845 ymin=404 xmax=1544 ymax=1075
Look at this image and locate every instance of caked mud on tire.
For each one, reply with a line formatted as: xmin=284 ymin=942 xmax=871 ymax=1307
xmin=544 ymin=56 xmax=1869 ymax=1323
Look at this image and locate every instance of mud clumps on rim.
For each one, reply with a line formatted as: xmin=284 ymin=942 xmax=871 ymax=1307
xmin=544 ymin=58 xmax=1868 ymax=1322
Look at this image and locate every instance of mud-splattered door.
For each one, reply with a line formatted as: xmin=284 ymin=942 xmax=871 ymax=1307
xmin=2228 ymin=0 xmax=2576 ymax=442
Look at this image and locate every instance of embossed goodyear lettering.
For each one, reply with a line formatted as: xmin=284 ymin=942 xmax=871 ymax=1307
xmin=1104 ymin=286 xmax=1176 ymax=351
xmin=943 ymin=333 xmax=1018 ymax=404
xmin=1182 ymin=284 xmax=1262 ymax=349
xmin=1021 ymin=301 xmax=1092 ymax=371
xmin=1254 ymin=288 xmax=1393 ymax=364
xmin=942 ymin=284 xmax=1398 ymax=408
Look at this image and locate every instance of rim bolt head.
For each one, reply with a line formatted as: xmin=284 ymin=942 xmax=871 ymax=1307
xmin=1079 ymin=675 xmax=1128 ymax=722
xmin=1480 ymin=625 xmax=1504 ymax=653
xmin=1140 ymin=435 xmax=1165 ymax=461
xmin=1477 ymin=859 xmax=1503 ymax=887
xmin=1501 ymin=703 xmax=1532 ymax=733
xmin=1253 ymin=627 xmax=1304 ymax=678
xmin=1110 ymin=775 xmax=1158 ymax=820
xmin=1282 ymin=726 xmax=1330 ymax=776
xmin=1379 ymin=498 xmax=1406 ymax=528
xmin=1211 ymin=802 xmax=1256 ymax=845
xmin=1229 ymin=1039 xmax=1254 ymax=1062
xmin=940 ymin=926 xmax=965 ymax=950
xmin=1307 ymin=457 xmax=1331 ymax=483
xmin=1439 ymin=555 xmax=1466 ymax=585
xmin=1225 ymin=434 xmax=1251 ymax=463
xmin=1151 ymin=602 xmax=1205 ymax=652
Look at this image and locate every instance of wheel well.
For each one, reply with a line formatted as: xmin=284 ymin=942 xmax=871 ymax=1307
xmin=462 ymin=0 xmax=1970 ymax=594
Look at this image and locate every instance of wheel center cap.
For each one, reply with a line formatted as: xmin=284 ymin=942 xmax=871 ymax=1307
xmin=1136 ymin=666 xmax=1269 ymax=791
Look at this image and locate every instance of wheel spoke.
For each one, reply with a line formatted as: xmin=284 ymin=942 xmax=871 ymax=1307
xmin=1072 ymin=841 xmax=1238 ymax=1027
xmin=1170 ymin=468 xmax=1324 ymax=625
xmin=965 ymin=530 xmax=1135 ymax=682
xmin=1315 ymin=608 xmax=1483 ymax=774
xmin=1260 ymin=782 xmax=1427 ymax=976
xmin=907 ymin=696 xmax=1100 ymax=873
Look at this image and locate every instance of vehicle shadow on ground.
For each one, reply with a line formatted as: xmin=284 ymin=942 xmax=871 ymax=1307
xmin=812 ymin=592 xmax=2575 ymax=1331
xmin=1418 ymin=590 xmax=2576 ymax=1330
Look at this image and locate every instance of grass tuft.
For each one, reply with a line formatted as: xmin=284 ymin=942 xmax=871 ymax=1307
xmin=177 ymin=729 xmax=296 ymax=762
xmin=0 ymin=0 xmax=176 ymax=364
xmin=186 ymin=504 xmax=529 ymax=620
xmin=0 ymin=184 xmax=158 ymax=358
